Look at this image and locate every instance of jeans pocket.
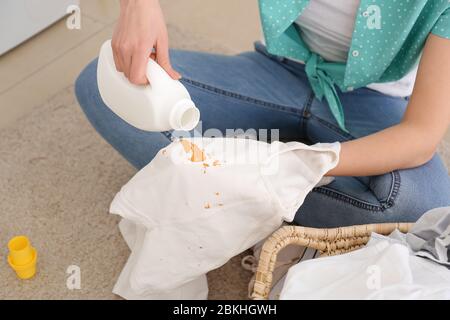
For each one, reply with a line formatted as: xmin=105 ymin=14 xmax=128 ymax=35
xmin=368 ymin=171 xmax=401 ymax=209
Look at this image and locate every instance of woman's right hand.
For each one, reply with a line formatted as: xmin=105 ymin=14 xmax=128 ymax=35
xmin=112 ymin=0 xmax=181 ymax=85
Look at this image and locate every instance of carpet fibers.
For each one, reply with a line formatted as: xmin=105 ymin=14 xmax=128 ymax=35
xmin=0 ymin=27 xmax=253 ymax=299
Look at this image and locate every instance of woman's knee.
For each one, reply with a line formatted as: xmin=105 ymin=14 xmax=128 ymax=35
xmin=75 ymin=58 xmax=98 ymax=111
xmin=75 ymin=58 xmax=171 ymax=170
xmin=74 ymin=58 xmax=113 ymax=137
xmin=388 ymin=154 xmax=450 ymax=222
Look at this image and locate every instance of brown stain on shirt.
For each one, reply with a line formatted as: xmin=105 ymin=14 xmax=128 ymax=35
xmin=180 ymin=139 xmax=206 ymax=162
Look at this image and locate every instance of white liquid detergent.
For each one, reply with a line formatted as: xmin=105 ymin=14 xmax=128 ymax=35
xmin=97 ymin=40 xmax=200 ymax=132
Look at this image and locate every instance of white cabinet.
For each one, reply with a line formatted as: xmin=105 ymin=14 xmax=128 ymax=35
xmin=0 ymin=0 xmax=79 ymax=55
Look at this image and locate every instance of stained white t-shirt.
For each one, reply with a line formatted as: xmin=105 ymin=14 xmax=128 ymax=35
xmin=294 ymin=0 xmax=417 ymax=97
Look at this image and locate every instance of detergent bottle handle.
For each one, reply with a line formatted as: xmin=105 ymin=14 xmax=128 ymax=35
xmin=146 ymin=58 xmax=172 ymax=89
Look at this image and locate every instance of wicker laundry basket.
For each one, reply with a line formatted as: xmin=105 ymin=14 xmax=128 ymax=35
xmin=251 ymin=222 xmax=414 ymax=300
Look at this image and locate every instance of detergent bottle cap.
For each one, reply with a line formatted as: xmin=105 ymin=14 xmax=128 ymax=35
xmin=7 ymin=235 xmax=37 ymax=279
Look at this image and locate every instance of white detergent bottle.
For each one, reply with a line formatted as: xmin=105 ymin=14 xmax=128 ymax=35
xmin=97 ymin=40 xmax=200 ymax=132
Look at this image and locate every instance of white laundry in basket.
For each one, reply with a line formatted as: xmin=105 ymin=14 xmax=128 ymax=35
xmin=109 ymin=137 xmax=340 ymax=299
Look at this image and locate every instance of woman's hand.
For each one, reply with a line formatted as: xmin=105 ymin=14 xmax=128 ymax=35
xmin=112 ymin=0 xmax=181 ymax=85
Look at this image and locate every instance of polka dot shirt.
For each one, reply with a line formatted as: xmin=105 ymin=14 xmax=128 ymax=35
xmin=259 ymin=0 xmax=450 ymax=130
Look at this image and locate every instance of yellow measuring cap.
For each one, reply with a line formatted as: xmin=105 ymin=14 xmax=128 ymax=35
xmin=7 ymin=236 xmax=37 ymax=279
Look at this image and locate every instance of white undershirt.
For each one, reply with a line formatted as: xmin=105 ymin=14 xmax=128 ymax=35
xmin=294 ymin=0 xmax=417 ymax=97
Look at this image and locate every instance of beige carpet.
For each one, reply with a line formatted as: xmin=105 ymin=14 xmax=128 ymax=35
xmin=0 ymin=26 xmax=253 ymax=300
xmin=1 ymin=25 xmax=449 ymax=300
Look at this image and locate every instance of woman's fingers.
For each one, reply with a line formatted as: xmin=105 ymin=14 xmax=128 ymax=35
xmin=112 ymin=39 xmax=179 ymax=84
xmin=129 ymin=46 xmax=152 ymax=85
xmin=111 ymin=25 xmax=124 ymax=72
xmin=112 ymin=47 xmax=123 ymax=72
xmin=156 ymin=37 xmax=181 ymax=80
xmin=120 ymin=41 xmax=133 ymax=79
xmin=111 ymin=0 xmax=178 ymax=83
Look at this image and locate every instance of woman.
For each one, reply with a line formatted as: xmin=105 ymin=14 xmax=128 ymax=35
xmin=76 ymin=0 xmax=450 ymax=228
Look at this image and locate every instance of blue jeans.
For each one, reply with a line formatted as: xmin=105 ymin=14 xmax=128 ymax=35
xmin=75 ymin=42 xmax=450 ymax=228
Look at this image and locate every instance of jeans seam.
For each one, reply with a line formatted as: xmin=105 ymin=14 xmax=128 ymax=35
xmin=309 ymin=113 xmax=355 ymax=141
xmin=383 ymin=170 xmax=401 ymax=208
xmin=314 ymin=169 xmax=401 ymax=212
xmin=313 ymin=186 xmax=384 ymax=211
xmin=299 ymin=91 xmax=315 ymax=141
xmin=181 ymin=78 xmax=303 ymax=116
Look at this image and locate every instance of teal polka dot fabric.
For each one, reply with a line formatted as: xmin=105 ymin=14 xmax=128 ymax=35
xmin=259 ymin=0 xmax=450 ymax=131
